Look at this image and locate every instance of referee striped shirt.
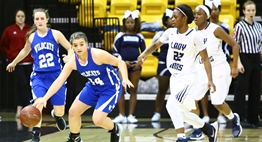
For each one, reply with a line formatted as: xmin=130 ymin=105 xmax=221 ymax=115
xmin=233 ymin=20 xmax=262 ymax=54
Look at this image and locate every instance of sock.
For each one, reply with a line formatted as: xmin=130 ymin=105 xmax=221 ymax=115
xmin=177 ymin=133 xmax=186 ymax=139
xmin=226 ymin=111 xmax=234 ymax=120
xmin=200 ymin=123 xmax=209 ymax=135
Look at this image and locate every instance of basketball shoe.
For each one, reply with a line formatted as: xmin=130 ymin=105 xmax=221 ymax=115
xmin=231 ymin=113 xmax=242 ymax=137
xmin=31 ymin=129 xmax=40 ymax=142
xmin=51 ymin=109 xmax=67 ymax=131
xmin=109 ymin=123 xmax=122 ymax=142
xmin=67 ymin=133 xmax=83 ymax=142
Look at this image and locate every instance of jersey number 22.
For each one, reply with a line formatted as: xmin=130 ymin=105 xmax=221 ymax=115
xmin=39 ymin=53 xmax=55 ymax=68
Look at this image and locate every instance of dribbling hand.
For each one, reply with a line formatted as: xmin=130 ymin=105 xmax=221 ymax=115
xmin=33 ymin=98 xmax=47 ymax=109
xmin=6 ymin=63 xmax=16 ymax=72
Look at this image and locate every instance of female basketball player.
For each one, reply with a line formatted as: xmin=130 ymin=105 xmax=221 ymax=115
xmin=6 ymin=8 xmax=73 ymax=142
xmin=112 ymin=10 xmax=146 ymax=123
xmin=137 ymin=4 xmax=218 ymax=142
xmin=186 ymin=4 xmax=242 ymax=141
xmin=34 ymin=31 xmax=133 ymax=142
xmin=151 ymin=8 xmax=174 ymax=122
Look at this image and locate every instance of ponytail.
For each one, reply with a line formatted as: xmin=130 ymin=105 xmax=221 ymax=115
xmin=25 ymin=24 xmax=37 ymax=40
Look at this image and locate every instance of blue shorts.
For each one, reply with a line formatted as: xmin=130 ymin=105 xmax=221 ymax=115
xmin=77 ymin=82 xmax=122 ymax=113
xmin=30 ymin=71 xmax=67 ymax=106
xmin=157 ymin=61 xmax=171 ymax=77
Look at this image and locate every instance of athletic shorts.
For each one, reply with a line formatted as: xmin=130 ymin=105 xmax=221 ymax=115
xmin=168 ymin=72 xmax=209 ymax=111
xmin=30 ymin=71 xmax=67 ymax=106
xmin=197 ymin=63 xmax=231 ymax=105
xmin=77 ymin=82 xmax=122 ymax=113
xmin=157 ymin=61 xmax=171 ymax=77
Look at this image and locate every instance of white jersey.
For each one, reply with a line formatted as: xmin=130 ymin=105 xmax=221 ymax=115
xmin=159 ymin=28 xmax=206 ymax=75
xmin=196 ymin=22 xmax=227 ymax=67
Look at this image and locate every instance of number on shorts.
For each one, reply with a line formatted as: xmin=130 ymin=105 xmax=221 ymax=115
xmin=39 ymin=53 xmax=55 ymax=68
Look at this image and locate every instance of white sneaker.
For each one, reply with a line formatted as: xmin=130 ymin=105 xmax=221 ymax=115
xmin=151 ymin=122 xmax=161 ymax=128
xmin=127 ymin=115 xmax=138 ymax=123
xmin=217 ymin=116 xmax=227 ymax=124
xmin=202 ymin=116 xmax=210 ymax=123
xmin=113 ymin=114 xmax=127 ymax=123
xmin=151 ymin=112 xmax=161 ymax=122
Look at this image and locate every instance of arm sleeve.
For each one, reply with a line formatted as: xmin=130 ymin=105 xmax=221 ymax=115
xmin=112 ymin=32 xmax=123 ymax=60
xmin=0 ymin=29 xmax=9 ymax=58
xmin=194 ymin=32 xmax=206 ymax=52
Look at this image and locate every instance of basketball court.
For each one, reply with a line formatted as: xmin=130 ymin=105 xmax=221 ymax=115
xmin=0 ymin=112 xmax=261 ymax=142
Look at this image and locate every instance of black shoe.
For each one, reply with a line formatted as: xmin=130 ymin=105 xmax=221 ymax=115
xmin=67 ymin=136 xmax=83 ymax=142
xmin=67 ymin=133 xmax=83 ymax=142
xmin=31 ymin=131 xmax=40 ymax=142
xmin=51 ymin=109 xmax=67 ymax=131
xmin=109 ymin=123 xmax=122 ymax=142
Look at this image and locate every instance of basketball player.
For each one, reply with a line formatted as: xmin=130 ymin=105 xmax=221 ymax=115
xmin=186 ymin=5 xmax=242 ymax=141
xmin=151 ymin=8 xmax=174 ymax=122
xmin=6 ymin=8 xmax=73 ymax=142
xmin=34 ymin=31 xmax=133 ymax=142
xmin=136 ymin=4 xmax=218 ymax=142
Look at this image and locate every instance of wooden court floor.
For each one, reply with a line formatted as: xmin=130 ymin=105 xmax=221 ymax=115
xmin=0 ymin=112 xmax=261 ymax=142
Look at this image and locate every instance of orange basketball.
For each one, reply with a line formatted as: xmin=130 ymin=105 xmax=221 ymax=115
xmin=20 ymin=105 xmax=41 ymax=127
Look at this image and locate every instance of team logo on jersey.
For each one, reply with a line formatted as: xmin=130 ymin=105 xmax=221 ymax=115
xmin=203 ymin=38 xmax=207 ymax=44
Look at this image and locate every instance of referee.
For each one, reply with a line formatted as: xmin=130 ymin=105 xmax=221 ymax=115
xmin=233 ymin=0 xmax=262 ymax=128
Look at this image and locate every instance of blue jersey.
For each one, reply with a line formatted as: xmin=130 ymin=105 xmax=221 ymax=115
xmin=112 ymin=32 xmax=146 ymax=61
xmin=31 ymin=29 xmax=62 ymax=72
xmin=76 ymin=47 xmax=120 ymax=92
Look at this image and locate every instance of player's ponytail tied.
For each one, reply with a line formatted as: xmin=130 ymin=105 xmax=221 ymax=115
xmin=25 ymin=24 xmax=37 ymax=40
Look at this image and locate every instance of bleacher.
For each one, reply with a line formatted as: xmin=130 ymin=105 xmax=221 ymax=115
xmin=60 ymin=0 xmax=239 ymax=79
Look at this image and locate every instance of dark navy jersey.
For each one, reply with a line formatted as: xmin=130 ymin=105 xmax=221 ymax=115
xmin=75 ymin=47 xmax=120 ymax=92
xmin=112 ymin=32 xmax=146 ymax=61
xmin=31 ymin=29 xmax=62 ymax=72
xmin=220 ymin=23 xmax=232 ymax=63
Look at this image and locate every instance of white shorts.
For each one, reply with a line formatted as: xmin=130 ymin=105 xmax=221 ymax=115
xmin=197 ymin=63 xmax=232 ymax=105
xmin=168 ymin=72 xmax=209 ymax=111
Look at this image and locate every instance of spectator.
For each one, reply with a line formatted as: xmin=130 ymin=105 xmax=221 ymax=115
xmin=0 ymin=9 xmax=32 ymax=118
xmin=112 ymin=10 xmax=146 ymax=123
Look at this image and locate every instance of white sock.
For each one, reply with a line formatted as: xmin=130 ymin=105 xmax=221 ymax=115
xmin=182 ymin=111 xmax=205 ymax=128
xmin=226 ymin=111 xmax=234 ymax=120
xmin=177 ymin=133 xmax=186 ymax=139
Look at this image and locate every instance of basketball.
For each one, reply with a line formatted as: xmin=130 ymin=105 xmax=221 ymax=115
xmin=20 ymin=105 xmax=41 ymax=127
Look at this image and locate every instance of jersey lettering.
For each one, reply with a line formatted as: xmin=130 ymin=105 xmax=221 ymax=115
xmin=81 ymin=70 xmax=101 ymax=77
xmin=169 ymin=63 xmax=184 ymax=71
xmin=170 ymin=42 xmax=187 ymax=51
